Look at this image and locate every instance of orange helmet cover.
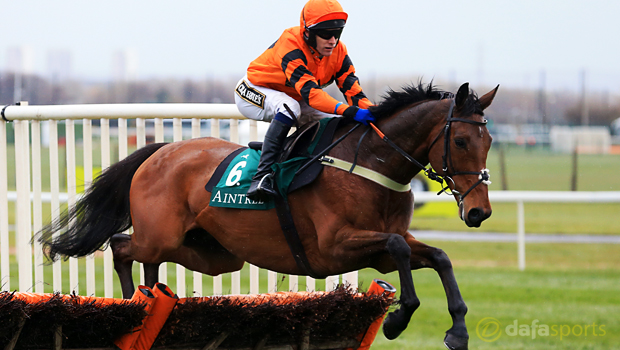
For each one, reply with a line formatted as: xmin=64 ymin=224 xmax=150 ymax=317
xmin=300 ymin=0 xmax=348 ymax=29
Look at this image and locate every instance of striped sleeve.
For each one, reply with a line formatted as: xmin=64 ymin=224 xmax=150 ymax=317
xmin=335 ymin=55 xmax=373 ymax=109
xmin=280 ymin=49 xmax=348 ymax=115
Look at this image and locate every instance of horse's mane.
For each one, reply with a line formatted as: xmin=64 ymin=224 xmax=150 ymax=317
xmin=368 ymin=82 xmax=483 ymax=120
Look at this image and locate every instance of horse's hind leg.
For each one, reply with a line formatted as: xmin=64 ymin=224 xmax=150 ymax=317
xmin=111 ymin=233 xmax=161 ymax=297
xmin=406 ymin=236 xmax=469 ymax=350
xmin=110 ymin=234 xmax=136 ymax=299
xmin=143 ymin=263 xmax=160 ymax=288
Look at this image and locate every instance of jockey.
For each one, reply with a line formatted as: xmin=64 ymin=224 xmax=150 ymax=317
xmin=234 ymin=0 xmax=376 ymax=201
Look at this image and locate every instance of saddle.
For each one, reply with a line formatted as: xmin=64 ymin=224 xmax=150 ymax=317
xmin=205 ymin=117 xmax=341 ymax=201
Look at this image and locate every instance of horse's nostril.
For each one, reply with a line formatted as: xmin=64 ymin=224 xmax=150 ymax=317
xmin=468 ymin=208 xmax=482 ymax=222
xmin=466 ymin=207 xmax=492 ymax=227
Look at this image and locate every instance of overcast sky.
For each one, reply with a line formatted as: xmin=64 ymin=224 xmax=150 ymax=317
xmin=2 ymin=0 xmax=619 ymax=93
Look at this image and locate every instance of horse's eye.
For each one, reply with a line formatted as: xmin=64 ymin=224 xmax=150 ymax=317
xmin=454 ymin=138 xmax=467 ymax=149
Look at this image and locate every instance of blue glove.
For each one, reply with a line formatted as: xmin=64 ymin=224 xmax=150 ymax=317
xmin=354 ymin=108 xmax=376 ymax=125
xmin=343 ymin=106 xmax=376 ymax=125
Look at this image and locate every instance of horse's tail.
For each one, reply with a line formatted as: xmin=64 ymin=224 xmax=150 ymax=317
xmin=37 ymin=142 xmax=169 ymax=261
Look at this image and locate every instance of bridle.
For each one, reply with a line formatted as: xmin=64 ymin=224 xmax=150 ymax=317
xmin=369 ymin=97 xmax=491 ymax=206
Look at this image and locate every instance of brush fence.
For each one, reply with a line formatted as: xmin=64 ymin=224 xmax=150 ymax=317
xmin=0 ymin=281 xmax=395 ymax=350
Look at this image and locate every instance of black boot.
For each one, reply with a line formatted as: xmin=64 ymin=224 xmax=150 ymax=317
xmin=247 ymin=119 xmax=291 ymax=201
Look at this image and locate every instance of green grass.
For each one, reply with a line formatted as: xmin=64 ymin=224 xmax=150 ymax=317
xmin=6 ymin=240 xmax=618 ymax=349
xmin=411 ymin=146 xmax=620 ymax=234
xmin=368 ymin=240 xmax=619 ymax=350
xmin=370 ymin=268 xmax=619 ymax=350
xmin=376 ymin=267 xmax=618 ymax=350
xmin=486 ymin=146 xmax=620 ymax=191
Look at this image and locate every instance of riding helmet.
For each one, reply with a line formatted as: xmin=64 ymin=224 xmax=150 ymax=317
xmin=300 ymin=0 xmax=348 ymax=49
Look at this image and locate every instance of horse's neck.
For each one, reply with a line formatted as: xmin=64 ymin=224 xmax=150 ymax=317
xmin=360 ymin=100 xmax=445 ymax=184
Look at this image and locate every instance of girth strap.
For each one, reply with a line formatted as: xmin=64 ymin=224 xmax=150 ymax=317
xmin=273 ymin=194 xmax=322 ymax=279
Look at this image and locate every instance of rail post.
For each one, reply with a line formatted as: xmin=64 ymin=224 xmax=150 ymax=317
xmin=517 ymin=200 xmax=525 ymax=271
xmin=0 ymin=114 xmax=9 ymax=291
xmin=15 ymin=103 xmax=33 ymax=292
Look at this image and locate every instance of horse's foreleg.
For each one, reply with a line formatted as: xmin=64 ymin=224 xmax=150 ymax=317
xmin=407 ymin=236 xmax=469 ymax=350
xmin=433 ymin=250 xmax=469 ymax=350
xmin=329 ymin=229 xmax=421 ymax=340
xmin=382 ymin=234 xmax=421 ymax=340
xmin=110 ymin=234 xmax=136 ymax=299
xmin=331 ymin=226 xmax=467 ymax=348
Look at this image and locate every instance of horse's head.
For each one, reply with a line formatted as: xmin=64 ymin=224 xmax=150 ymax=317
xmin=427 ymin=83 xmax=498 ymax=227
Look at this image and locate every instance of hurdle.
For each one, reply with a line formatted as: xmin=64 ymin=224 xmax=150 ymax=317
xmin=0 ymin=280 xmax=395 ymax=350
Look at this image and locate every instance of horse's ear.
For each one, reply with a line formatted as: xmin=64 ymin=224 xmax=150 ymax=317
xmin=455 ymin=82 xmax=469 ymax=108
xmin=479 ymin=84 xmax=500 ymax=111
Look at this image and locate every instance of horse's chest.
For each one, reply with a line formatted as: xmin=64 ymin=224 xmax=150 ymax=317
xmin=364 ymin=193 xmax=414 ymax=233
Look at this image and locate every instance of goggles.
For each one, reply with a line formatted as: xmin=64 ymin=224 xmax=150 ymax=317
xmin=312 ymin=28 xmax=343 ymax=40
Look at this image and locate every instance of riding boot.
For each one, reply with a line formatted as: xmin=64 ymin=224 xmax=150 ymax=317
xmin=247 ymin=117 xmax=292 ymax=201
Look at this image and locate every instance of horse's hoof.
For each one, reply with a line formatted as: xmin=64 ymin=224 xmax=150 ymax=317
xmin=443 ymin=332 xmax=469 ymax=350
xmin=382 ymin=312 xmax=407 ymax=340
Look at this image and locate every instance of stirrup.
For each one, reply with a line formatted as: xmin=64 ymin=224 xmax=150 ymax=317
xmin=256 ymin=173 xmax=273 ymax=191
xmin=247 ymin=173 xmax=278 ymax=201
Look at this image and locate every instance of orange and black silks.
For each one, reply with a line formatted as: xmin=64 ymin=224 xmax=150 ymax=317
xmin=246 ymin=0 xmax=372 ymax=116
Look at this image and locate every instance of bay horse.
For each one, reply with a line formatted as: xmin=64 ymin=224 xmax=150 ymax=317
xmin=38 ymin=82 xmax=498 ymax=350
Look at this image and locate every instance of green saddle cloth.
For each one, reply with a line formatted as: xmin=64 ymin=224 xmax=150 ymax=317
xmin=209 ymin=118 xmax=331 ymax=210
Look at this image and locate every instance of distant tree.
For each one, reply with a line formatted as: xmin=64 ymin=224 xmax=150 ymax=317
xmin=127 ymin=82 xmax=155 ymax=103
xmin=156 ymin=88 xmax=171 ymax=103
xmin=182 ymin=80 xmax=203 ymax=102
xmin=0 ymin=72 xmax=56 ymax=105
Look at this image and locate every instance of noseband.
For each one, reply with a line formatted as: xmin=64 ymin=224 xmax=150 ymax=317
xmin=370 ymin=98 xmax=491 ymax=205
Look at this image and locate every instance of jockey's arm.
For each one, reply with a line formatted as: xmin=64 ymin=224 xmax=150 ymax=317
xmin=335 ymin=54 xmax=373 ymax=109
xmin=281 ymin=52 xmax=351 ymax=115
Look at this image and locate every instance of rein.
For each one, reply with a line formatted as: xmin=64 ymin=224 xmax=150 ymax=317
xmin=369 ymin=98 xmax=491 ymax=205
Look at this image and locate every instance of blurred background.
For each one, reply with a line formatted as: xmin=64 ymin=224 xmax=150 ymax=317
xmin=2 ymin=0 xmax=620 ymax=132
xmin=1 ymin=1 xmax=618 ymax=349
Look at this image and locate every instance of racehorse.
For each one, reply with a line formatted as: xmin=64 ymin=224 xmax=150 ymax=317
xmin=38 ymin=82 xmax=498 ymax=350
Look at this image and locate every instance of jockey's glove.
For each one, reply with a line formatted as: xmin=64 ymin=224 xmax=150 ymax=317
xmin=343 ymin=106 xmax=376 ymax=126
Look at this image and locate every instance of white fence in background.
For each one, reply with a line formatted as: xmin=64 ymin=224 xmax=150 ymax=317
xmin=415 ymin=191 xmax=620 ymax=270
xmin=2 ymin=103 xmax=620 ymax=297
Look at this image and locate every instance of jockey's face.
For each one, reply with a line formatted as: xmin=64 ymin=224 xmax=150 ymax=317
xmin=313 ymin=31 xmax=338 ymax=57
xmin=313 ymin=28 xmax=343 ymax=56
